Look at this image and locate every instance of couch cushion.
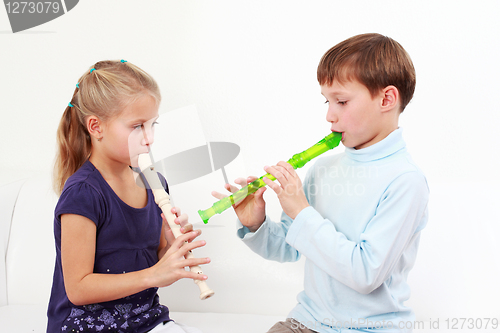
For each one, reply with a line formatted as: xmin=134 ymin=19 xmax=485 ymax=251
xmin=0 ymin=305 xmax=285 ymax=333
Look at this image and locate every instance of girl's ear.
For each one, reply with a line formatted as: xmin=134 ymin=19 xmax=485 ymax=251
xmin=87 ymin=116 xmax=103 ymax=140
xmin=381 ymin=85 xmax=400 ymax=112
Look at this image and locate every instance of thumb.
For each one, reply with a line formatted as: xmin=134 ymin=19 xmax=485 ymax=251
xmin=253 ymin=187 xmax=267 ymax=203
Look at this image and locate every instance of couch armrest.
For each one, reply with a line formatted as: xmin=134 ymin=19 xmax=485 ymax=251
xmin=0 ymin=179 xmax=27 ymax=306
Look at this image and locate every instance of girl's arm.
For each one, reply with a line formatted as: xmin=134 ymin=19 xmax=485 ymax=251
xmin=61 ymin=213 xmax=209 ymax=306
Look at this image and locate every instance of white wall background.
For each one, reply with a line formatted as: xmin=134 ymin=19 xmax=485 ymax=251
xmin=1 ymin=0 xmax=499 ymax=324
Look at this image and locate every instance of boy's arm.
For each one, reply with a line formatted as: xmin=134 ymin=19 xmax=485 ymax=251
xmin=286 ymin=171 xmax=429 ymax=294
xmin=234 ymin=164 xmax=319 ymax=263
xmin=236 ymin=212 xmax=301 ymax=263
xmin=213 ymin=174 xmax=300 ymax=263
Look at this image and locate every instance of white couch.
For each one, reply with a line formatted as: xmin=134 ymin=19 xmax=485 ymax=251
xmin=2 ymin=172 xmax=499 ymax=332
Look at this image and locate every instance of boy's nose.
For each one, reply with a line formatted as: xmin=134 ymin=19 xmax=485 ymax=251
xmin=326 ymin=107 xmax=338 ymax=123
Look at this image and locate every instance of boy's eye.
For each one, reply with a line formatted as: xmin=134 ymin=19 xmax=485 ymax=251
xmin=324 ymin=100 xmax=329 ymax=104
xmin=338 ymin=101 xmax=347 ymax=106
xmin=152 ymin=121 xmax=159 ymax=127
xmin=134 ymin=124 xmax=143 ymax=130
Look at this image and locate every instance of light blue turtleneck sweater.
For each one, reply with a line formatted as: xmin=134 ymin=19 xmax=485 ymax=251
xmin=237 ymin=128 xmax=429 ymax=332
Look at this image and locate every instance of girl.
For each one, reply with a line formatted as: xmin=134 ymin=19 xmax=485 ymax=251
xmin=48 ymin=60 xmax=209 ymax=333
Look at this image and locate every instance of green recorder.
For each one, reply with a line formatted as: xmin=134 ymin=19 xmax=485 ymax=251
xmin=198 ymin=132 xmax=342 ymax=224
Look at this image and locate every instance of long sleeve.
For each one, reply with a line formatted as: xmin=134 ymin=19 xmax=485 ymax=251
xmin=236 ymin=213 xmax=301 ymax=263
xmin=286 ymin=170 xmax=428 ymax=294
xmin=237 ymin=129 xmax=429 ymax=332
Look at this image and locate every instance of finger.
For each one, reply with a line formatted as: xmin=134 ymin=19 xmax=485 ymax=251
xmin=179 ymin=239 xmax=207 ymax=254
xmin=171 ymin=207 xmax=181 ymax=217
xmin=253 ymin=186 xmax=267 ymax=201
xmin=234 ymin=177 xmax=248 ymax=187
xmin=175 ymin=213 xmax=189 ymax=227
xmin=264 ymin=165 xmax=284 ymax=183
xmin=267 ymin=164 xmax=291 ymax=184
xmin=225 ymin=183 xmax=240 ymax=193
xmin=171 ymin=231 xmax=202 ymax=249
xmin=182 ymin=257 xmax=211 ymax=268
xmin=168 ymin=238 xmax=206 ymax=260
xmin=168 ymin=268 xmax=208 ymax=282
xmin=277 ymin=161 xmax=296 ymax=177
xmin=246 ymin=176 xmax=258 ymax=184
xmin=262 ymin=176 xmax=282 ymax=195
xmin=181 ymin=223 xmax=194 ymax=233
xmin=211 ymin=190 xmax=227 ymax=200
xmin=164 ymin=228 xmax=176 ymax=246
xmin=183 ymin=271 xmax=209 ymax=281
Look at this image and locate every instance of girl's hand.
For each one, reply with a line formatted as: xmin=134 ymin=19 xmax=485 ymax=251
xmin=170 ymin=206 xmax=193 ymax=234
xmin=160 ymin=207 xmax=194 ymax=257
xmin=211 ymin=177 xmax=267 ymax=232
xmin=262 ymin=161 xmax=309 ymax=220
xmin=150 ymin=230 xmax=210 ymax=288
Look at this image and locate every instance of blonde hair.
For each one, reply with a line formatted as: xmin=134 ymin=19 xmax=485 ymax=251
xmin=53 ymin=60 xmax=161 ymax=194
xmin=317 ymin=33 xmax=416 ymax=112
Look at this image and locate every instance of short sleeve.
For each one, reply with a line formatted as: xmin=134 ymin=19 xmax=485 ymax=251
xmin=55 ymin=182 xmax=106 ymax=228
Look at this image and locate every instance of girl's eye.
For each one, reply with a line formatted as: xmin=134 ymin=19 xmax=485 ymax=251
xmin=134 ymin=121 xmax=159 ymax=130
xmin=324 ymin=100 xmax=329 ymax=104
xmin=338 ymin=101 xmax=347 ymax=106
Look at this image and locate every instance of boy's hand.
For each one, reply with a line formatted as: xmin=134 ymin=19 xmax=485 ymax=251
xmin=263 ymin=161 xmax=309 ymax=220
xmin=211 ymin=177 xmax=266 ymax=232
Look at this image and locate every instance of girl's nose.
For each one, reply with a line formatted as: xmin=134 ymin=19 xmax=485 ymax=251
xmin=141 ymin=127 xmax=155 ymax=146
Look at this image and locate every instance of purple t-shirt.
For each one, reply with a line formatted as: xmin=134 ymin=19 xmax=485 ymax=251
xmin=47 ymin=160 xmax=171 ymax=332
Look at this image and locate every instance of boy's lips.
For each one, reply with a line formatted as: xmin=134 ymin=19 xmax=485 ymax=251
xmin=332 ymin=130 xmax=345 ymax=141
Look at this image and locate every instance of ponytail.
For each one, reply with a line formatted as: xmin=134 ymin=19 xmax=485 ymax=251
xmin=53 ymin=100 xmax=92 ymax=195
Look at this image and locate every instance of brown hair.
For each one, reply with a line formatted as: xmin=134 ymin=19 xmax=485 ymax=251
xmin=53 ymin=60 xmax=161 ymax=194
xmin=317 ymin=33 xmax=416 ymax=112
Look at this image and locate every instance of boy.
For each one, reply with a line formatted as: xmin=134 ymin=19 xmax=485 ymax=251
xmin=215 ymin=33 xmax=429 ymax=332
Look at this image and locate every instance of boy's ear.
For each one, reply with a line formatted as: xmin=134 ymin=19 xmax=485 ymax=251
xmin=380 ymin=85 xmax=399 ymax=112
xmin=87 ymin=116 xmax=103 ymax=140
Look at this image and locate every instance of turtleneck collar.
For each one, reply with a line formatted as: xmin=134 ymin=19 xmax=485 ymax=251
xmin=344 ymin=128 xmax=406 ymax=162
